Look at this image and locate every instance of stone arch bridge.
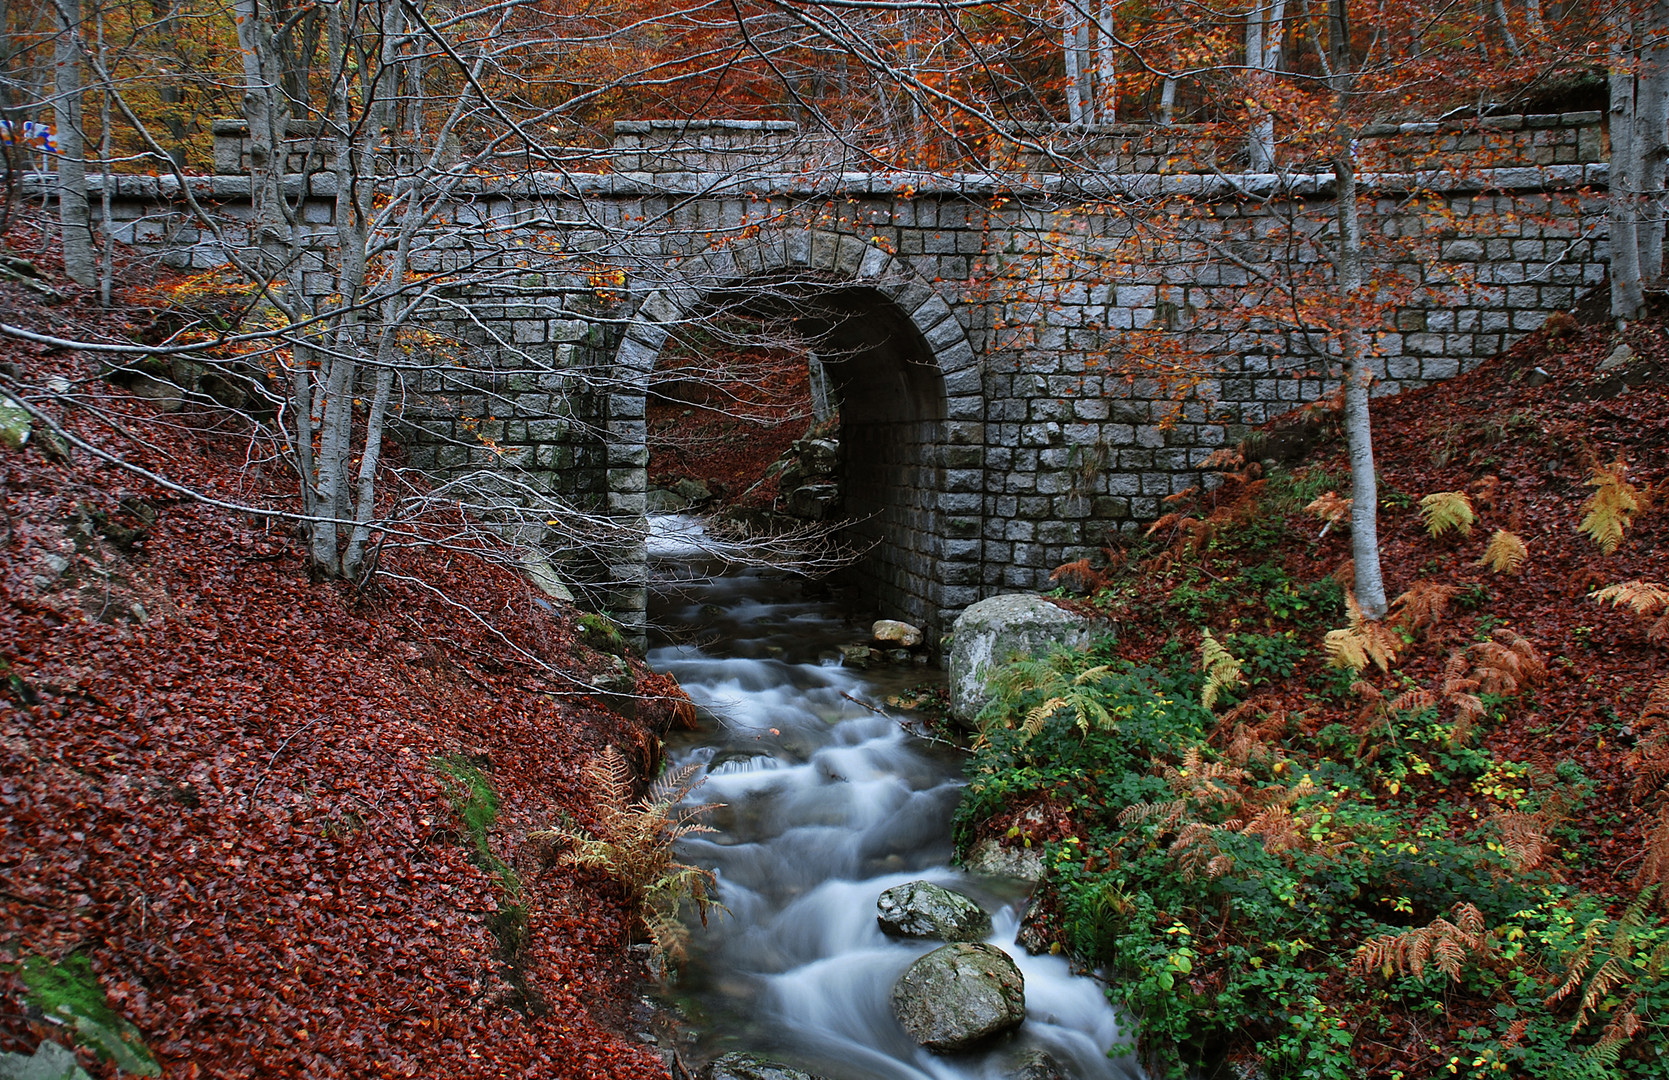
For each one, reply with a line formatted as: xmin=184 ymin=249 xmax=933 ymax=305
xmin=89 ymin=114 xmax=1609 ymax=642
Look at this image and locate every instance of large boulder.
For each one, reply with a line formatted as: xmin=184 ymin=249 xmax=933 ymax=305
xmin=948 ymin=594 xmax=1110 ymax=725
xmin=963 ymin=838 xmax=1045 ymax=884
xmin=890 ymin=942 xmax=1026 ymax=1052
xmin=877 ymin=881 xmax=992 ymax=942
xmin=702 ymin=1052 xmax=829 ymax=1080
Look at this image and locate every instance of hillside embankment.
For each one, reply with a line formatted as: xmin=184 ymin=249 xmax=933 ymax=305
xmin=1 ymin=243 xmax=690 ymax=1078
xmin=955 ymin=305 xmax=1669 ymax=1077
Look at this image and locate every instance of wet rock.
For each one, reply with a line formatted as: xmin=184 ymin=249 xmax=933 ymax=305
xmin=673 ymin=478 xmax=713 ymax=505
xmin=128 ymin=373 xmax=186 ymax=412
xmin=872 ymin=619 xmax=923 ymax=648
xmin=838 ymin=644 xmax=872 ymax=669
xmin=646 ymin=487 xmax=691 ymax=514
xmin=702 ymin=1052 xmax=829 ymax=1080
xmin=783 ymin=484 xmax=839 ymax=520
xmin=0 ymin=1040 xmax=93 ymax=1080
xmin=799 ymin=438 xmax=838 ymax=475
xmin=877 ymin=880 xmax=992 ymax=942
xmin=885 ymin=648 xmax=911 ymax=665
xmin=1598 ymin=343 xmax=1635 ymax=372
xmin=1010 ymin=1050 xmax=1067 ymax=1080
xmin=521 ymin=551 xmax=576 ymax=603
xmin=948 ymin=595 xmax=1111 ymax=725
xmin=1015 ymin=893 xmax=1054 ymax=955
xmin=891 ymin=942 xmax=1026 ymax=1052
xmin=964 ymin=838 xmax=1045 ymax=884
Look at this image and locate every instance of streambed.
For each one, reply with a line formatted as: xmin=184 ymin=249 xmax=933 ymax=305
xmin=645 ymin=517 xmax=1142 ymax=1080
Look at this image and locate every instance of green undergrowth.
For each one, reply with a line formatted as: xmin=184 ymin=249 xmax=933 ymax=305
xmin=959 ymin=467 xmax=1669 ymax=1079
xmin=432 ymin=756 xmax=536 ymax=1010
xmin=10 ymin=953 xmax=159 ymax=1075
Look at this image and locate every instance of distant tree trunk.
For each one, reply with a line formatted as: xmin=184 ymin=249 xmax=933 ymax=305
xmin=1247 ymin=0 xmax=1286 ymax=170
xmin=1612 ymin=10 xmax=1647 ymax=321
xmin=1063 ymin=1 xmax=1086 ymax=123
xmin=1637 ymin=0 xmax=1669 ymax=284
xmin=54 ymin=0 xmax=94 ymax=286
xmin=1158 ymin=75 xmax=1177 ymax=124
xmin=1490 ymin=0 xmax=1522 ymax=55
xmin=1325 ymin=0 xmax=1387 ymax=617
xmin=1096 ymin=0 xmax=1116 ymax=124
xmin=1525 ymin=0 xmax=1543 ymax=38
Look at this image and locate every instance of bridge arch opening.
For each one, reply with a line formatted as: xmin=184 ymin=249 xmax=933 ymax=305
xmin=610 ymin=233 xmax=984 ymax=645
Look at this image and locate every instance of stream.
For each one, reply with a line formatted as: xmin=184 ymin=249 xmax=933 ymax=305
xmin=645 ymin=516 xmax=1142 ymax=1080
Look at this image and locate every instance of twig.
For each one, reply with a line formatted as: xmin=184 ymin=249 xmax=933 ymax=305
xmin=245 ymin=715 xmax=326 ymax=810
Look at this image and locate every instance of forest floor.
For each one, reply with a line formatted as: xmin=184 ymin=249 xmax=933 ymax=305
xmin=0 ymin=239 xmax=691 ymax=1078
xmin=956 ymin=305 xmax=1669 ymax=1076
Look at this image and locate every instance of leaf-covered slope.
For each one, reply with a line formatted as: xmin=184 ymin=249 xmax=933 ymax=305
xmin=0 ymin=274 xmax=675 ymax=1078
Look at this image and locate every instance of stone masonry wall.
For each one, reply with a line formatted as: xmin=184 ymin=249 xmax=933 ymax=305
xmin=60 ymin=112 xmax=1610 ymax=635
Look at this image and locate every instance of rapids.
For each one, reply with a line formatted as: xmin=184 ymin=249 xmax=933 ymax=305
xmin=647 ymin=516 xmax=1141 ymax=1080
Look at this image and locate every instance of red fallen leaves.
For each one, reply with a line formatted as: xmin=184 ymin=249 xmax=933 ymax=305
xmin=1 ymin=282 xmax=671 ymax=1076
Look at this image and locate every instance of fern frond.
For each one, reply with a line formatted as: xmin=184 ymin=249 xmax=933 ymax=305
xmin=1325 ymin=591 xmax=1399 ymax=673
xmin=539 ymin=747 xmax=725 ymax=968
xmin=1420 ymin=491 xmax=1476 ymax=537
xmin=1050 ymin=558 xmax=1108 ymax=594
xmin=1644 ymin=675 xmax=1669 ymax=727
xmin=1200 ymin=629 xmax=1245 ymax=711
xmin=1468 ymin=630 xmax=1547 ymax=695
xmin=1591 ymin=580 xmax=1669 ymax=617
xmin=1348 ymin=903 xmax=1494 ymax=982
xmin=1304 ymin=491 xmax=1352 ymax=526
xmin=1578 ymin=458 xmax=1641 ymax=555
xmin=1490 ymin=808 xmax=1556 ymax=873
xmin=1585 ymin=995 xmax=1642 ymax=1063
xmin=1391 ymin=581 xmax=1460 ymax=636
xmin=1118 ymin=798 xmax=1188 ymax=831
xmin=1636 ymin=807 xmax=1669 ymax=890
xmin=1477 ymin=529 xmax=1529 ymax=574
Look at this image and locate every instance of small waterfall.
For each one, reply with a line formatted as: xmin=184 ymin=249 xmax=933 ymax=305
xmin=648 ymin=515 xmax=1140 ymax=1080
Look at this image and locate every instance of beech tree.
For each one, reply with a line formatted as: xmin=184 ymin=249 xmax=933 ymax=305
xmin=1609 ymin=0 xmax=1669 ymax=322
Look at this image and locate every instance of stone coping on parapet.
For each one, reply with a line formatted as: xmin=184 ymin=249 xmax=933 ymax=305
xmin=23 ymin=162 xmax=1610 ymax=205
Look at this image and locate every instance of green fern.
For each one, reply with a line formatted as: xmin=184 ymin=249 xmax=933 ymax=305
xmin=980 ymin=648 xmax=1118 ymax=739
xmin=1199 ymin=629 xmax=1245 ymax=711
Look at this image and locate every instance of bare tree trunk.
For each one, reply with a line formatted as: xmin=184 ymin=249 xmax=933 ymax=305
xmin=94 ymin=0 xmax=111 ymax=304
xmin=1490 ymin=0 xmax=1523 ymax=56
xmin=1063 ymin=1 xmax=1086 ymax=123
xmin=1159 ymin=75 xmax=1177 ymax=124
xmin=1525 ymin=0 xmax=1543 ymax=38
xmin=1076 ymin=14 xmax=1095 ymax=123
xmin=1095 ymin=0 xmax=1116 ymax=125
xmin=53 ymin=0 xmax=93 ymax=285
xmin=1247 ymin=1 xmax=1285 ymax=170
xmin=1637 ymin=0 xmax=1669 ymax=284
xmin=1335 ymin=149 xmax=1387 ymax=618
xmin=1612 ymin=10 xmax=1647 ymax=321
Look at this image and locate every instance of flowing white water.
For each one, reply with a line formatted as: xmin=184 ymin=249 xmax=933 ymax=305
xmin=647 ymin=517 xmax=1141 ymax=1080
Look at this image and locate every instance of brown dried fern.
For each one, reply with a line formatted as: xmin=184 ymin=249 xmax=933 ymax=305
xmin=1348 ymin=903 xmax=1494 ymax=982
xmin=1476 ymin=529 xmax=1529 ymax=574
xmin=1578 ymin=458 xmax=1642 ymax=555
xmin=1325 ymin=591 xmax=1399 ymax=674
xmin=1590 ymin=580 xmax=1669 ymax=644
xmin=1390 ymin=581 xmax=1461 ymax=637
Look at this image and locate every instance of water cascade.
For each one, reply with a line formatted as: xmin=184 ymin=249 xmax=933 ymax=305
xmin=646 ymin=517 xmax=1142 ymax=1080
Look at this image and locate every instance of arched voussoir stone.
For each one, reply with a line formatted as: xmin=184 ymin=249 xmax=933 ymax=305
xmin=604 ymin=229 xmax=985 ymax=649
